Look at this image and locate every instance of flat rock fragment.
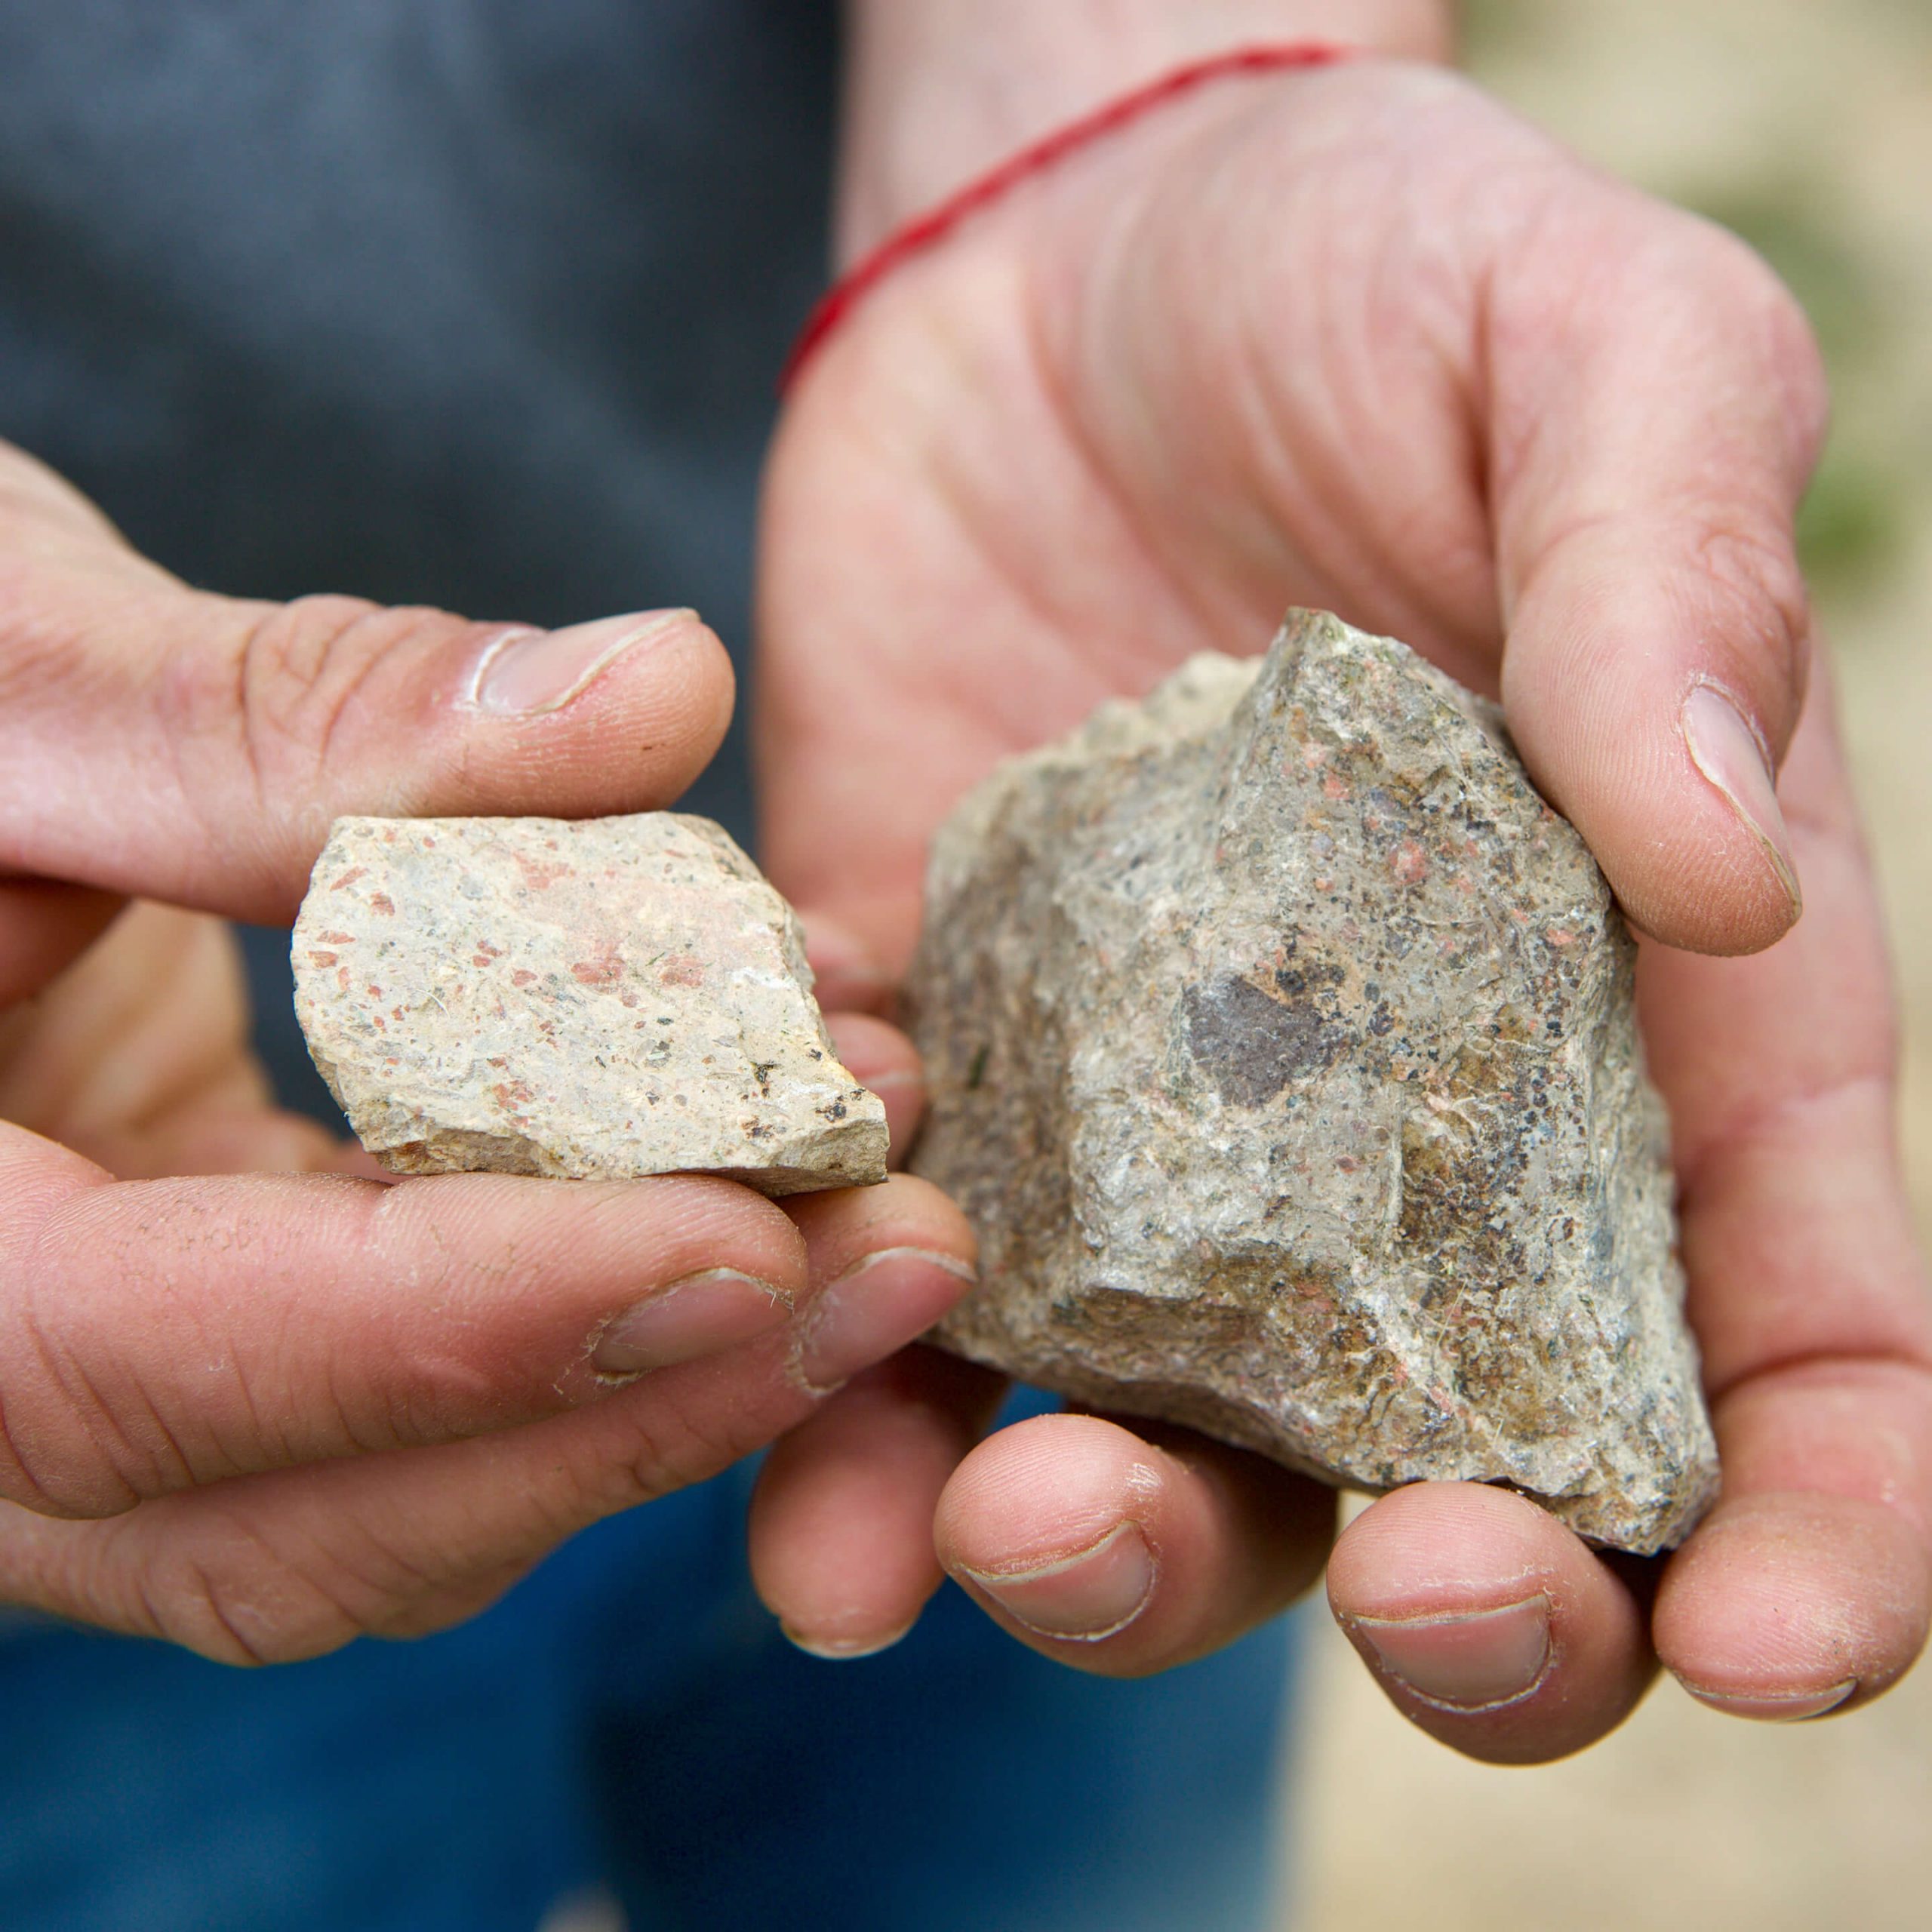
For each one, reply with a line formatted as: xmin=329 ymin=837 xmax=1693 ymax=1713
xmin=294 ymin=814 xmax=886 ymax=1195
xmin=906 ymin=610 xmax=1718 ymax=1554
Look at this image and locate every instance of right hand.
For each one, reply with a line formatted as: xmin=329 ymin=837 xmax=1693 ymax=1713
xmin=0 ymin=441 xmax=974 ymax=1663
xmin=754 ymin=54 xmax=1931 ymax=1750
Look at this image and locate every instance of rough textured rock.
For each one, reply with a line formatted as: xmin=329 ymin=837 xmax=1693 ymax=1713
xmin=906 ymin=611 xmax=1717 ymax=1553
xmin=294 ymin=814 xmax=887 ymax=1195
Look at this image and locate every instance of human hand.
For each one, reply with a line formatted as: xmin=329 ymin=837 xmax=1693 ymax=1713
xmin=752 ymin=58 xmax=1931 ymax=1755
xmin=0 ymin=442 xmax=974 ymax=1662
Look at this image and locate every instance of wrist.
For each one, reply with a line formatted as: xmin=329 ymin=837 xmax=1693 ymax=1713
xmin=838 ymin=0 xmax=1453 ymax=261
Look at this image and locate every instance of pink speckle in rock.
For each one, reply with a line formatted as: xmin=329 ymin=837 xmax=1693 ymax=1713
xmin=512 ymin=969 xmax=537 ymax=988
xmin=318 ymin=930 xmax=356 ymax=945
xmin=307 ymin=950 xmax=338 ymax=968
xmin=1389 ymin=841 xmax=1428 ymax=886
xmin=516 ymin=853 xmax=571 ymax=891
xmin=657 ymin=954 xmax=704 ymax=989
xmin=572 ymin=943 xmax=624 ymax=988
xmin=1546 ymin=926 xmax=1577 ymax=948
xmin=366 ymin=984 xmax=383 ymax=998
xmin=491 ymin=1079 xmax=535 ymax=1115
xmin=329 ymin=867 xmax=368 ymax=891
xmin=370 ymin=893 xmax=396 ymax=916
xmin=1322 ymin=774 xmax=1351 ymax=802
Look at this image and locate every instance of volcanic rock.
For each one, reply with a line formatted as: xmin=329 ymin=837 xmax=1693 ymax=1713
xmin=906 ymin=610 xmax=1717 ymax=1553
xmin=294 ymin=814 xmax=887 ymax=1195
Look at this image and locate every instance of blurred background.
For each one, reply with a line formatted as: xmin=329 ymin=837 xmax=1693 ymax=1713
xmin=1280 ymin=3 xmax=1932 ymax=1925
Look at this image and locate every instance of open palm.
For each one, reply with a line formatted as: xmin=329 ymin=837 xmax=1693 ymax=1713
xmin=754 ymin=60 xmax=1931 ymax=1758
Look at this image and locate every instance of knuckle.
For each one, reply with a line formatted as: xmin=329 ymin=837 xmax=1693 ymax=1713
xmin=230 ymin=594 xmax=451 ymax=789
xmin=0 ymin=1298 xmax=155 ymax=1520
xmin=1687 ymin=220 xmax=1831 ymax=460
xmin=0 ymin=558 xmax=84 ymax=723
xmin=160 ymin=592 xmax=478 ymax=817
xmin=549 ymin=1387 xmax=764 ymax=1531
xmin=1686 ymin=516 xmax=1813 ymax=723
xmin=139 ymin=1522 xmax=365 ymax=1667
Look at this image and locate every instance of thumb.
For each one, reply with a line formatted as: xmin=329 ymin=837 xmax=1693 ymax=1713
xmin=1489 ymin=197 xmax=1825 ymax=957
xmin=0 ymin=445 xmax=734 ymax=923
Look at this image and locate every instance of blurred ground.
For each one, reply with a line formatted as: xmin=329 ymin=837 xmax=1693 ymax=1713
xmin=1282 ymin=4 xmax=1932 ymax=1927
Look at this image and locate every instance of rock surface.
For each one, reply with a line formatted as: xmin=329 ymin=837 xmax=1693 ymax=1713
xmin=294 ymin=814 xmax=887 ymax=1195
xmin=906 ymin=611 xmax=1718 ymax=1553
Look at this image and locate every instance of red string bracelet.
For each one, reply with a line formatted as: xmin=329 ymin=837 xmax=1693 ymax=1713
xmin=780 ymin=41 xmax=1358 ymax=393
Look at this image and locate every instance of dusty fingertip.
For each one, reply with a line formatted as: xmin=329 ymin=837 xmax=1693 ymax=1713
xmin=1655 ymin=1491 xmax=1930 ymax=1718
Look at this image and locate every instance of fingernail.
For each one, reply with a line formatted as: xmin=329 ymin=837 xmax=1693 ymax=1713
xmin=592 ymin=1268 xmax=791 ymax=1377
xmin=471 ymin=608 xmax=696 ymax=715
xmin=957 ymin=1521 xmax=1157 ymax=1641
xmin=1351 ymin=1594 xmax=1552 ymax=1712
xmin=1681 ymin=681 xmax=1802 ymax=915
xmin=1677 ymin=1676 xmax=1857 ymax=1723
xmin=781 ymin=1620 xmax=916 ymax=1661
xmin=795 ymin=1247 xmax=977 ymax=1390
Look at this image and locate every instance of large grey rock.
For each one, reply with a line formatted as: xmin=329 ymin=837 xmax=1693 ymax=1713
xmin=294 ymin=814 xmax=887 ymax=1195
xmin=906 ymin=611 xmax=1717 ymax=1553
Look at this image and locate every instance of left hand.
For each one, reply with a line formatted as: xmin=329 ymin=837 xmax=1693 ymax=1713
xmin=746 ymin=57 xmax=1932 ymax=1758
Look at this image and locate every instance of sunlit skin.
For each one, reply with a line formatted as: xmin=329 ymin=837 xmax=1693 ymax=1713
xmin=750 ymin=60 xmax=1932 ymax=1761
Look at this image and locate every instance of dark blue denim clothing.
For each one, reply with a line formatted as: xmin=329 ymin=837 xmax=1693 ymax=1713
xmin=0 ymin=7 xmax=1299 ymax=1925
xmin=0 ymin=1436 xmax=1297 ymax=1932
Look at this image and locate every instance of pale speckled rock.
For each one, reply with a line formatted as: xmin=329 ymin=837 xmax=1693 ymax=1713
xmin=906 ymin=610 xmax=1718 ymax=1554
xmin=294 ymin=814 xmax=887 ymax=1195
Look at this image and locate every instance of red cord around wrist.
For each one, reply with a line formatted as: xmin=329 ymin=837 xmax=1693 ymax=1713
xmin=780 ymin=41 xmax=1358 ymax=394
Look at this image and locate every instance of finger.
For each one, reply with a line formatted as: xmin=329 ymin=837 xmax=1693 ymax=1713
xmin=801 ymin=909 xmax=897 ymax=1017
xmin=934 ymin=1411 xmax=1332 ymax=1675
xmin=1638 ymin=669 xmax=1928 ymax=1388
xmin=1657 ymin=1365 xmax=1932 ymax=1720
xmin=0 ymin=1132 xmax=812 ymax=1515
xmin=0 ymin=901 xmax=356 ymax=1178
xmin=0 ymin=878 xmax=125 ymax=1007
xmin=79 ymin=1102 xmax=365 ymax=1182
xmin=1636 ymin=671 xmax=1932 ymax=1714
xmin=1490 ymin=188 xmax=1828 ymax=955
xmin=823 ymin=1010 xmax=925 ymax=1165
xmin=749 ymin=1345 xmax=1005 ymax=1657
xmin=1327 ymin=1482 xmax=1654 ymax=1763
xmin=0 ymin=904 xmax=256 ymax=1152
xmin=0 ymin=1176 xmax=978 ymax=1661
xmin=0 ymin=466 xmax=734 ymax=920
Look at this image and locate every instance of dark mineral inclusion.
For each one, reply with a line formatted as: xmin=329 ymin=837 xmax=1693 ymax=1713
xmin=906 ymin=610 xmax=1718 ymax=1554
